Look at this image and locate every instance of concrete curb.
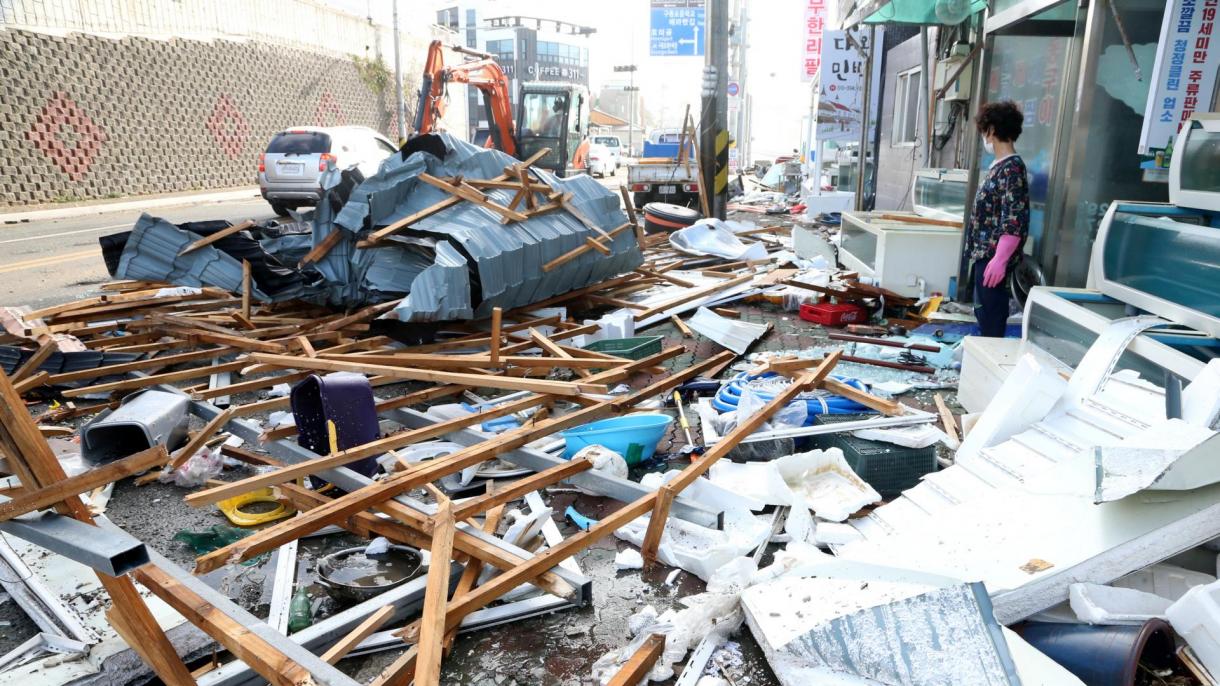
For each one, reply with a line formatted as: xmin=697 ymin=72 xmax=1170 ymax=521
xmin=0 ymin=187 xmax=261 ymax=224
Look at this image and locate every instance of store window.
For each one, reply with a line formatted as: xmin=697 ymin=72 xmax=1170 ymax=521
xmin=892 ymin=67 xmax=922 ymax=145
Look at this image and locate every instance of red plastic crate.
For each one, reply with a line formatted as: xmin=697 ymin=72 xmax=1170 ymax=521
xmin=799 ymin=302 xmax=867 ymax=327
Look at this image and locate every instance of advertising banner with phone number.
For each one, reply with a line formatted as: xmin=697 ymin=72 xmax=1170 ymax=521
xmin=1139 ymin=0 xmax=1220 ymax=154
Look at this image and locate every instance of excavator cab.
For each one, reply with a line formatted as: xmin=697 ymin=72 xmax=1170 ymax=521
xmin=516 ymin=83 xmax=589 ymax=178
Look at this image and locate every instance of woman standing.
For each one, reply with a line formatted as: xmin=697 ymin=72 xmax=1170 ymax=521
xmin=965 ymin=101 xmax=1030 ymax=337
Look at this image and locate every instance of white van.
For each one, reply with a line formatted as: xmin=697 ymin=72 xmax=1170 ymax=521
xmin=592 ymin=135 xmax=623 ymax=169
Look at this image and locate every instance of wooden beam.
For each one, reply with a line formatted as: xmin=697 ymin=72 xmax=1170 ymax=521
xmin=315 ymin=353 xmax=615 ymax=370
xmin=670 ymin=315 xmax=694 ymax=338
xmin=414 ymin=496 xmax=455 ymax=686
xmin=822 ymin=378 xmax=903 ymax=416
xmin=0 ymin=445 xmax=167 ymax=522
xmin=9 ymin=338 xmax=55 ymax=383
xmin=241 ymin=259 xmax=252 ymax=320
xmin=248 ymin=353 xmax=607 ymax=397
xmin=185 ymin=395 xmax=547 ymax=508
xmin=46 ymin=347 xmax=235 ymax=384
xmin=0 ymin=372 xmax=195 ymax=685
xmin=418 ymin=173 xmax=528 ymax=223
xmin=193 ymin=353 xmax=733 ymax=573
xmin=168 ymin=406 xmax=236 ymax=471
xmin=633 ymin=273 xmax=754 ymax=321
xmin=178 ymin=219 xmax=255 ymax=256
xmin=451 ymin=457 xmax=592 ymax=520
xmin=320 ymin=604 xmax=395 ymax=664
xmin=61 ymin=359 xmax=248 ymax=397
xmin=527 ymin=328 xmax=592 ymax=378
xmin=369 ymin=646 xmax=417 ymax=686
xmin=607 ymin=634 xmax=667 ymax=686
xmin=489 ymin=307 xmax=502 ymax=367
xmin=636 ymin=267 xmax=695 ymax=288
xmin=134 ymin=564 xmax=317 ymax=686
xmin=540 ymin=222 xmax=633 ymax=272
xmin=934 ymin=393 xmax=959 ymax=443
xmin=298 ymin=230 xmax=344 ymax=267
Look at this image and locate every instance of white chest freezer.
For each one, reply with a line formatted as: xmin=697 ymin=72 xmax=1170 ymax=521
xmin=837 ymin=210 xmax=963 ymax=298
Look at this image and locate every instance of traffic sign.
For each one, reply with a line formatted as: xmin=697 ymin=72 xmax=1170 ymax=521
xmin=649 ymin=0 xmax=705 ymax=57
xmin=727 ymin=81 xmax=740 ymax=97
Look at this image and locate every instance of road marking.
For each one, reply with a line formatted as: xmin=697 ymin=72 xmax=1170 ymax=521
xmin=0 ymin=223 xmax=130 ymax=246
xmin=0 ymin=248 xmax=101 ymax=274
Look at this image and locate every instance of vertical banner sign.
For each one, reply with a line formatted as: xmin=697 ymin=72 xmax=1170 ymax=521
xmin=650 ymin=0 xmax=707 ymax=57
xmin=1139 ymin=0 xmax=1220 ymax=153
xmin=802 ymin=0 xmax=827 ymax=82
xmin=815 ymin=27 xmax=884 ymax=143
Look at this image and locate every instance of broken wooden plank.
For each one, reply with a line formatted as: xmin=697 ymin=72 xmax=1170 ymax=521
xmin=935 ymin=393 xmax=959 ymax=443
xmin=178 ymin=220 xmax=255 ymax=256
xmin=670 ymin=315 xmax=694 ymax=338
xmin=607 ymin=634 xmax=667 ymax=686
xmin=249 ymin=353 xmax=608 ymax=397
xmin=418 ymin=173 xmax=528 ymax=223
xmin=9 ymin=337 xmax=56 ymax=383
xmin=489 ymin=307 xmax=502 ymax=367
xmin=413 ymin=496 xmax=456 ymax=686
xmin=241 ymin=259 xmax=252 ymax=320
xmin=540 ymin=222 xmax=634 ymax=272
xmin=0 ymin=445 xmax=167 ymax=523
xmin=320 ymin=604 xmax=395 ymax=665
xmin=451 ymin=457 xmax=592 ymax=521
xmin=633 ymin=273 xmax=754 ymax=321
xmin=185 ymin=395 xmax=547 ymax=508
xmin=168 ymin=407 xmax=236 ymax=471
xmin=298 ymin=230 xmax=344 ymax=268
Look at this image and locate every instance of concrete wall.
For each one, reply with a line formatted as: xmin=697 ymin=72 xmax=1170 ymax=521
xmin=0 ymin=23 xmax=465 ymax=206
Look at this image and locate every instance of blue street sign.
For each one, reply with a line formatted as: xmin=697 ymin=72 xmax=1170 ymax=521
xmin=649 ymin=1 xmax=705 ymax=57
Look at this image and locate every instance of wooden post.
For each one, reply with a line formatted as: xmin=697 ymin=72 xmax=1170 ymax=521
xmin=489 ymin=307 xmax=502 ymax=367
xmin=241 ymin=259 xmax=252 ymax=321
xmin=413 ymin=496 xmax=456 ymax=686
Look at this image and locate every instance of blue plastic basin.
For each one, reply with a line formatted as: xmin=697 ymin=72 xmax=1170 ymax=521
xmin=561 ymin=413 xmax=674 ymax=464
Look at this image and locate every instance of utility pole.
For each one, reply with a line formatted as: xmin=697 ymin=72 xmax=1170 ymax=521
xmin=392 ymin=0 xmax=406 ymax=144
xmin=614 ymin=65 xmax=639 ymax=155
xmin=701 ymin=0 xmax=729 ymax=219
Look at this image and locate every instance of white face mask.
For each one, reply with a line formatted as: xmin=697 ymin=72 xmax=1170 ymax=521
xmin=982 ymin=135 xmax=995 ymax=155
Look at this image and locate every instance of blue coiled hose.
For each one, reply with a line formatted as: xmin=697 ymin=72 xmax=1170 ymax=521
xmin=711 ymin=371 xmax=874 ymax=424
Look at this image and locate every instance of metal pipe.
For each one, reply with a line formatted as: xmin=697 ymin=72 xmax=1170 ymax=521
xmin=0 ymin=497 xmax=148 ymax=577
xmin=392 ymin=0 xmax=406 ymax=143
xmin=920 ymin=26 xmax=932 ymax=167
xmin=854 ymin=25 xmax=876 ymax=210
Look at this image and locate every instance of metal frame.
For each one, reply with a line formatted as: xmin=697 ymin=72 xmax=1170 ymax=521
xmin=0 ymin=496 xmax=149 ymax=577
xmin=984 ymin=0 xmax=1074 ymax=34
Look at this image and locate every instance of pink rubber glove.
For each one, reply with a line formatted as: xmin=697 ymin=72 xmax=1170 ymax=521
xmin=983 ymin=234 xmax=1020 ymax=288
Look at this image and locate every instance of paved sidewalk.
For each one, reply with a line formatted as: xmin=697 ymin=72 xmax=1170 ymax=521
xmin=0 ymin=186 xmax=260 ymax=224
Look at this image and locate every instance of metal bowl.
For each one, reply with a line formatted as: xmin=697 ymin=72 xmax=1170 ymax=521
xmin=315 ymin=544 xmax=424 ymax=605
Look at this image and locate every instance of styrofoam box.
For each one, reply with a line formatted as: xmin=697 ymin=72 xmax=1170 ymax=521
xmin=1167 ymin=579 xmax=1220 ymax=678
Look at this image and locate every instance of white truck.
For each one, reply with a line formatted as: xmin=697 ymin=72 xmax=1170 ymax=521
xmin=626 ymin=128 xmax=700 ymax=209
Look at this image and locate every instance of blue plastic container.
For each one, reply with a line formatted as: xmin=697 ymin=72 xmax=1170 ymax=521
xmin=561 ymin=413 xmax=674 ymax=464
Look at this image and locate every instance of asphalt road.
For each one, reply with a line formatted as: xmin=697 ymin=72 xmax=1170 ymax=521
xmin=0 ymin=196 xmax=275 ymax=309
xmin=0 ymin=169 xmax=628 ymax=311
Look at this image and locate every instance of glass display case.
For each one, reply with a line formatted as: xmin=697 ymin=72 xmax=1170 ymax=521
xmin=912 ymin=168 xmax=969 ymax=222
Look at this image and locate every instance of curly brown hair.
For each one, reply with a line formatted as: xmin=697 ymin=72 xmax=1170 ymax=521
xmin=976 ymin=101 xmax=1024 ymax=142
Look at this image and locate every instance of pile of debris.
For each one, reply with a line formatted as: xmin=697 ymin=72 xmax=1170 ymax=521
xmin=0 ymin=133 xmax=1218 ymax=686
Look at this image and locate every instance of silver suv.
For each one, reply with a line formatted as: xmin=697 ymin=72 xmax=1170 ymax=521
xmin=258 ymin=126 xmax=397 ymax=216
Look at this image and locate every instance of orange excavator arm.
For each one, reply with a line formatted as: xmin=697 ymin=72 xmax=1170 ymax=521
xmin=413 ymin=40 xmax=517 ymax=157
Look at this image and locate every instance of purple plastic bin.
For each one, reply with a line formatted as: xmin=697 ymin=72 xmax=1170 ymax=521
xmin=290 ymin=373 xmax=380 ymax=479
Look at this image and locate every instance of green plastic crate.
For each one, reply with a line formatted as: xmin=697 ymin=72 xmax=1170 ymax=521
xmin=810 ymin=414 xmax=937 ymax=497
xmin=582 ymin=336 xmax=664 ymax=361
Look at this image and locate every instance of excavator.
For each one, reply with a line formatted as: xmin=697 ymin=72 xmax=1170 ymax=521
xmin=412 ymin=40 xmax=590 ymax=177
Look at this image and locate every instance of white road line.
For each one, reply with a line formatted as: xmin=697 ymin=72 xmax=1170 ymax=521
xmin=0 ymin=223 xmax=131 ymax=246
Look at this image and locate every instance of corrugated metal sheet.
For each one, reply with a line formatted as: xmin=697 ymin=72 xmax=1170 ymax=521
xmin=115 ymin=215 xmax=276 ymax=301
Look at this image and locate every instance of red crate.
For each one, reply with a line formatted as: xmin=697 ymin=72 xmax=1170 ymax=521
xmin=799 ymin=302 xmax=867 ymax=327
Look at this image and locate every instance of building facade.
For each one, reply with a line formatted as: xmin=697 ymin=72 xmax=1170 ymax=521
xmin=435 ymin=5 xmax=593 ymax=141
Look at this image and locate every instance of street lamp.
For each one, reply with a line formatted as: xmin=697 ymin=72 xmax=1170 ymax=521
xmin=614 ymin=65 xmax=638 ymax=156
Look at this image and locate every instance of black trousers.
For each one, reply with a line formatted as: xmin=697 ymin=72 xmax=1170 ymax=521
xmin=973 ymin=259 xmax=1010 ymax=338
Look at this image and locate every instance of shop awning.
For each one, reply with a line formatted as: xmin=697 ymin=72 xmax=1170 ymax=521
xmin=840 ymin=0 xmax=987 ymax=27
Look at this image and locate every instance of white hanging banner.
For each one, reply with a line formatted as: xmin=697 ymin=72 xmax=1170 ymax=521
xmin=1138 ymin=0 xmax=1220 ymax=154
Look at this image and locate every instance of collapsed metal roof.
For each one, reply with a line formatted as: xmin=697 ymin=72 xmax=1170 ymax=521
xmin=107 ymin=134 xmax=642 ymax=323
